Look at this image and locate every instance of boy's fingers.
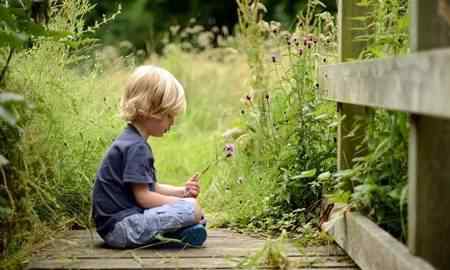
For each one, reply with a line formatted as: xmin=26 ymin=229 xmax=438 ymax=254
xmin=188 ymin=185 xmax=199 ymax=193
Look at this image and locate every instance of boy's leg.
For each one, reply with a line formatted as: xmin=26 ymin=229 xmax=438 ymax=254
xmin=146 ymin=199 xmax=207 ymax=247
xmin=163 ymin=223 xmax=207 ymax=247
xmin=104 ymin=199 xmax=205 ymax=248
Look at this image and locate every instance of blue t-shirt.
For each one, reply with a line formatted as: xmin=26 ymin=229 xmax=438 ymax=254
xmin=92 ymin=124 xmax=157 ymax=238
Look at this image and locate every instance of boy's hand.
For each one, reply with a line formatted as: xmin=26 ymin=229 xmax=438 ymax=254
xmin=184 ymin=174 xmax=200 ymax=198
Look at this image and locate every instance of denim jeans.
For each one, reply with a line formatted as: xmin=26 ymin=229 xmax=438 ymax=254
xmin=103 ymin=199 xmax=196 ymax=248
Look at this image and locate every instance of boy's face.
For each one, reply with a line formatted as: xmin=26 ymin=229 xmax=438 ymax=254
xmin=140 ymin=113 xmax=175 ymax=137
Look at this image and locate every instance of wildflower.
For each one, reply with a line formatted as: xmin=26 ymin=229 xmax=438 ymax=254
xmin=224 ymin=143 xmax=236 ymax=158
xmin=271 ymin=52 xmax=279 ymax=63
xmin=269 ymin=21 xmax=281 ymax=34
xmin=298 ymin=48 xmax=304 ymax=56
xmin=199 ymin=143 xmax=236 ymax=175
xmin=237 ymin=176 xmax=244 ymax=184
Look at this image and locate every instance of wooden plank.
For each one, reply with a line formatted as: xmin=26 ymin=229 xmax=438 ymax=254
xmin=408 ymin=116 xmax=450 ymax=269
xmin=27 ymin=256 xmax=356 ymax=270
xmin=336 ymin=0 xmax=369 ymax=170
xmin=27 ymin=229 xmax=357 ymax=269
xmin=64 ymin=228 xmax=245 ymax=239
xmin=408 ymin=1 xmax=450 ymax=269
xmin=410 ymin=0 xmax=450 ymax=51
xmin=323 ymin=211 xmax=435 ymax=270
xmin=33 ymin=231 xmax=346 ymax=259
xmin=319 ymin=48 xmax=450 ymax=118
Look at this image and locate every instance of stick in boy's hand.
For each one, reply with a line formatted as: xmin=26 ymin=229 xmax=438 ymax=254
xmin=184 ymin=173 xmax=200 ymax=198
xmin=198 ymin=143 xmax=236 ymax=177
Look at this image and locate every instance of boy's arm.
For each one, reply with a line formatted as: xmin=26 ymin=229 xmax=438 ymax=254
xmin=155 ymin=183 xmax=186 ymax=197
xmin=132 ymin=183 xmax=179 ymax=208
xmin=155 ymin=174 xmax=200 ymax=198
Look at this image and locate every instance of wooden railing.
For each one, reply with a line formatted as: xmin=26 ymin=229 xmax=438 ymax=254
xmin=319 ymin=0 xmax=450 ymax=269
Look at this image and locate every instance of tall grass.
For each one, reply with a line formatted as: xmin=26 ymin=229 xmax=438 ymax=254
xmin=1 ymin=1 xmax=247 ymax=268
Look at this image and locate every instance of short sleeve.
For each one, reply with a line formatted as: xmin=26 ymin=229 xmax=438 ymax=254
xmin=123 ymin=143 xmax=155 ymax=185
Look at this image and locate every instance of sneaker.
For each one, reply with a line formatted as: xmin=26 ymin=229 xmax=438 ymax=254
xmin=164 ymin=224 xmax=207 ymax=247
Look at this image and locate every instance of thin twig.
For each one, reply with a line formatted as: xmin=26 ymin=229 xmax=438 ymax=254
xmin=0 ymin=48 xmax=15 ymax=85
xmin=0 ymin=166 xmax=16 ymax=215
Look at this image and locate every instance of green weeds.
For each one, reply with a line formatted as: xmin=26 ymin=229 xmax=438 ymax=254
xmin=205 ymin=0 xmax=337 ymax=235
xmin=207 ymin=0 xmax=410 ymax=244
xmin=325 ymin=0 xmax=410 ymax=241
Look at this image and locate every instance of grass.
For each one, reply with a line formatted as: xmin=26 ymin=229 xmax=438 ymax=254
xmin=1 ymin=36 xmax=247 ymax=267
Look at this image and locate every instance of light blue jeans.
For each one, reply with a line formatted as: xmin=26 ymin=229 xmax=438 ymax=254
xmin=103 ymin=200 xmax=196 ymax=248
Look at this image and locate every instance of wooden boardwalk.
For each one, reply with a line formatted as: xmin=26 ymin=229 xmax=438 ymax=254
xmin=27 ymin=229 xmax=358 ymax=269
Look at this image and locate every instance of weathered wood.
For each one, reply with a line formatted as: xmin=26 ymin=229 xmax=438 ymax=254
xmin=28 ymin=257 xmax=356 ymax=270
xmin=27 ymin=229 xmax=356 ymax=270
xmin=319 ymin=48 xmax=450 ymax=118
xmin=323 ymin=212 xmax=435 ymax=270
xmin=408 ymin=116 xmax=450 ymax=269
xmin=410 ymin=0 xmax=450 ymax=51
xmin=336 ymin=0 xmax=369 ymax=170
xmin=408 ymin=1 xmax=450 ymax=269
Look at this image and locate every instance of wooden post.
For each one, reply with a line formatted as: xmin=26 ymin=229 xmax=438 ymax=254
xmin=408 ymin=1 xmax=450 ymax=269
xmin=337 ymin=0 xmax=368 ymax=170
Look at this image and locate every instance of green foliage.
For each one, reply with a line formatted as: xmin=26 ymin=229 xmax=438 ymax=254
xmin=0 ymin=0 xmax=72 ymax=50
xmin=85 ymin=0 xmax=240 ymax=53
xmin=325 ymin=0 xmax=410 ymax=241
xmin=205 ymin=0 xmax=337 ymax=234
xmin=1 ymin=1 xmax=247 ymax=266
xmin=84 ymin=0 xmax=336 ymax=54
xmin=237 ymin=230 xmax=289 ymax=269
xmin=0 ymin=0 xmax=119 ymax=268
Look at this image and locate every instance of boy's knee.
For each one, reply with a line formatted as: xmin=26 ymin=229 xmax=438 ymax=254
xmin=183 ymin=198 xmax=203 ymax=224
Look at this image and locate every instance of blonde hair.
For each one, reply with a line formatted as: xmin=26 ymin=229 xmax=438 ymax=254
xmin=120 ymin=65 xmax=186 ymax=121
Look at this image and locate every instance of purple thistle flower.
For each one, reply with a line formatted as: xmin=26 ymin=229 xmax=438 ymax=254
xmin=224 ymin=143 xmax=236 ymax=158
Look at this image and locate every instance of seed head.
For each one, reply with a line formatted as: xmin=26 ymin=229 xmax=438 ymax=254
xmin=271 ymin=53 xmax=278 ymax=63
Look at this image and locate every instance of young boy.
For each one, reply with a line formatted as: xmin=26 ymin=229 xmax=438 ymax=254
xmin=92 ymin=65 xmax=207 ymax=249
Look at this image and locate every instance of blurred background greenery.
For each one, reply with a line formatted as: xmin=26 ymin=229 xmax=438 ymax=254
xmin=85 ymin=0 xmax=337 ymax=53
